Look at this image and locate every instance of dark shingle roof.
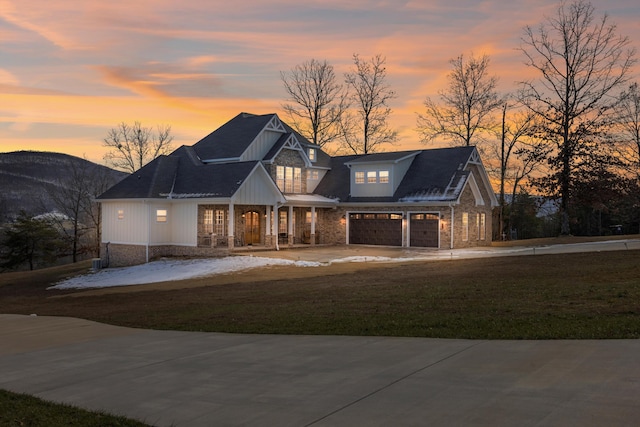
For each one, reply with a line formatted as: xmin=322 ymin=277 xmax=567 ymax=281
xmin=97 ymin=146 xmax=258 ymax=199
xmin=192 ymin=113 xmax=276 ymax=161
xmin=313 ymin=146 xmax=476 ymax=203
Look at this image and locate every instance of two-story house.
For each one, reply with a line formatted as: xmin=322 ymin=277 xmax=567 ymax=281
xmin=97 ymin=112 xmax=497 ymax=266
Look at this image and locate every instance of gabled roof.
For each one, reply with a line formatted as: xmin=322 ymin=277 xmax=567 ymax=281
xmin=314 ymin=146 xmax=478 ymax=203
xmin=97 ymin=146 xmax=259 ymax=200
xmin=192 ymin=113 xmax=280 ymax=161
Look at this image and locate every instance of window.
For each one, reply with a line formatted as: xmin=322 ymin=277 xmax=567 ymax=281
xmin=293 ymin=167 xmax=302 ymax=193
xmin=308 ymin=148 xmax=316 ymax=161
xmin=215 ymin=209 xmax=226 ymax=235
xmin=379 ymin=170 xmax=389 ymax=183
xmin=279 ymin=210 xmax=287 ymax=234
xmin=276 ymin=166 xmax=285 ymax=191
xmin=204 ymin=209 xmax=213 ymax=233
xmin=117 ymin=209 xmax=124 ymax=220
xmin=480 ymin=213 xmax=486 ymax=241
xmin=462 ymin=212 xmax=469 ymax=241
xmin=367 ymin=171 xmax=377 ymax=183
xmin=276 ymin=166 xmax=302 ymax=193
xmin=305 ymin=210 xmax=317 ymax=223
xmin=355 ymin=171 xmax=365 ymax=184
xmin=307 ymin=170 xmax=319 ymax=180
xmin=156 ymin=209 xmax=167 ymax=223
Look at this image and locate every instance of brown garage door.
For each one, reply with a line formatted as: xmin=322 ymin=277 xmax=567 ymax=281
xmin=349 ymin=213 xmax=402 ymax=246
xmin=410 ymin=213 xmax=439 ymax=247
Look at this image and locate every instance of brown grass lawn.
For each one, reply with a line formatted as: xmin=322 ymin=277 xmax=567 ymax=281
xmin=1 ymin=242 xmax=640 ymax=339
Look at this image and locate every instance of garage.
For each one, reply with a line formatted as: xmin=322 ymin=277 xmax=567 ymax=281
xmin=409 ymin=213 xmax=439 ymax=247
xmin=349 ymin=213 xmax=402 ymax=246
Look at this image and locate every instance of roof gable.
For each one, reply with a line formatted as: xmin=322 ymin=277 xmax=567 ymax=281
xmin=191 ymin=113 xmax=282 ymax=162
xmin=263 ymin=133 xmax=312 ymax=167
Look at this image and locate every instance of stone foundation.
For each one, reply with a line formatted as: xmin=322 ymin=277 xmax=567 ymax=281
xmin=101 ymin=243 xmax=229 ymax=267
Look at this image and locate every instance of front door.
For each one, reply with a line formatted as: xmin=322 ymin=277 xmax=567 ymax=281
xmin=245 ymin=211 xmax=260 ymax=245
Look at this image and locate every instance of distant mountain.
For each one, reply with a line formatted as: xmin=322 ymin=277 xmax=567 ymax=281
xmin=0 ymin=151 xmax=128 ymax=221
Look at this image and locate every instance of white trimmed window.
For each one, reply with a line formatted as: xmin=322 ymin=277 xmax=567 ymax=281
xmin=204 ymin=209 xmax=213 ymax=233
xmin=276 ymin=166 xmax=302 ymax=193
xmin=279 ymin=210 xmax=287 ymax=234
xmin=379 ymin=170 xmax=389 ymax=184
xmin=367 ymin=171 xmax=377 ymax=183
xmin=117 ymin=209 xmax=124 ymax=220
xmin=462 ymin=212 xmax=469 ymax=241
xmin=307 ymin=169 xmax=319 ymax=180
xmin=308 ymin=148 xmax=316 ymax=161
xmin=480 ymin=213 xmax=486 ymax=241
xmin=355 ymin=171 xmax=365 ymax=184
xmin=276 ymin=166 xmax=285 ymax=190
xmin=215 ymin=209 xmax=226 ymax=235
xmin=156 ymin=209 xmax=167 ymax=223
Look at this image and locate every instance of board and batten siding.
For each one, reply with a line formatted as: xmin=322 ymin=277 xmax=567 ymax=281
xmin=233 ymin=166 xmax=283 ymax=205
xmin=102 ymin=201 xmax=149 ymax=245
xmin=240 ymin=130 xmax=283 ymax=162
xmin=170 ymin=202 xmax=198 ymax=246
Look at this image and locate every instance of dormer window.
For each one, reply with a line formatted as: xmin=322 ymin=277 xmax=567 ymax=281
xmin=379 ymin=170 xmax=389 ymax=183
xmin=308 ymin=148 xmax=316 ymax=162
xmin=355 ymin=171 xmax=365 ymax=184
xmin=367 ymin=171 xmax=377 ymax=183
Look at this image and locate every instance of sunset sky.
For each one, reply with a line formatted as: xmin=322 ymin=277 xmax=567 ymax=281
xmin=1 ymin=0 xmax=639 ymax=166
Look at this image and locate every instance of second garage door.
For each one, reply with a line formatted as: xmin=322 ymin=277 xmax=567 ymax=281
xmin=349 ymin=213 xmax=402 ymax=246
xmin=409 ymin=213 xmax=439 ymax=247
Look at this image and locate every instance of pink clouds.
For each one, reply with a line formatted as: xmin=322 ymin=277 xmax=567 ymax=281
xmin=0 ymin=0 xmax=638 ymax=163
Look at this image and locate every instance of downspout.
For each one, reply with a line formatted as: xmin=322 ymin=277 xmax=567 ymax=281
xmin=274 ymin=202 xmax=283 ymax=251
xmin=146 ymin=200 xmax=150 ymax=263
xmin=450 ymin=204 xmax=455 ymax=250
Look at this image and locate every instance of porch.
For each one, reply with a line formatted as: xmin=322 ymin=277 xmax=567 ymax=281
xmin=196 ymin=204 xmax=332 ymax=250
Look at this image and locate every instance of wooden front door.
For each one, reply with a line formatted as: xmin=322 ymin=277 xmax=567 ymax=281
xmin=244 ymin=211 xmax=260 ymax=245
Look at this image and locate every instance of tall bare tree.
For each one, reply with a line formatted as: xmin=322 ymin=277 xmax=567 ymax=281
xmin=281 ymin=59 xmax=349 ymax=151
xmin=518 ymin=0 xmax=636 ymax=235
xmin=492 ymin=103 xmax=540 ymax=239
xmin=614 ymin=82 xmax=640 ymax=175
xmin=418 ymin=53 xmax=503 ymax=147
xmin=342 ymin=54 xmax=397 ymax=154
xmin=103 ymin=121 xmax=174 ymax=173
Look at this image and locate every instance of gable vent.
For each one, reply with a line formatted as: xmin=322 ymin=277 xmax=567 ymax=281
xmin=265 ymin=116 xmax=286 ymax=133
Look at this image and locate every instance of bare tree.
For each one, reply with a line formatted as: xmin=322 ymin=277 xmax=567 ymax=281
xmin=103 ymin=121 xmax=174 ymax=173
xmin=418 ymin=53 xmax=503 ymax=147
xmin=48 ymin=157 xmax=124 ymax=262
xmin=342 ymin=54 xmax=397 ymax=154
xmin=492 ymin=103 xmax=539 ymax=239
xmin=281 ymin=59 xmax=350 ymax=151
xmin=518 ymin=0 xmax=636 ymax=235
xmin=613 ymin=82 xmax=640 ymax=175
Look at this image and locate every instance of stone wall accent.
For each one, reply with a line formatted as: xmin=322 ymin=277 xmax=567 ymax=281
xmin=451 ymin=184 xmax=493 ymax=248
xmin=271 ymin=148 xmax=308 ymax=193
xmin=100 ymin=243 xmax=146 ymax=267
xmin=100 ymin=242 xmax=230 ymax=267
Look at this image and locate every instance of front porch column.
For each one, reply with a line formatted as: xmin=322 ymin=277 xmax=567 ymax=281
xmin=288 ymin=205 xmax=294 ymax=245
xmin=265 ymin=205 xmax=272 ymax=247
xmin=310 ymin=206 xmax=316 ymax=245
xmin=273 ymin=204 xmax=279 ymax=248
xmin=228 ymin=203 xmax=235 ymax=249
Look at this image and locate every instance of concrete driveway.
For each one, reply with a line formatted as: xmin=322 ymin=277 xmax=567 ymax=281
xmin=2 ymin=314 xmax=640 ymax=427
xmin=2 ymin=240 xmax=640 ymax=426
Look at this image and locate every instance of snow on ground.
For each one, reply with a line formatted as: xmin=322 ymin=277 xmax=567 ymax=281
xmin=50 ymin=256 xmax=323 ymax=290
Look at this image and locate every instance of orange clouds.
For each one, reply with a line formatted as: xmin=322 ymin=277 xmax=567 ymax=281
xmin=0 ymin=0 xmax=638 ymax=165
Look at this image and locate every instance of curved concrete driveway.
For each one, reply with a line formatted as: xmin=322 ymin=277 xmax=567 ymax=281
xmin=1 ymin=314 xmax=639 ymax=427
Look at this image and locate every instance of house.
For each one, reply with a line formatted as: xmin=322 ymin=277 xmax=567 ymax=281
xmin=97 ymin=113 xmax=497 ymax=266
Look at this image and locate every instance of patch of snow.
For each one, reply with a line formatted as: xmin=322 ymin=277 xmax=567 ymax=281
xmin=50 ymin=256 xmax=322 ymax=290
